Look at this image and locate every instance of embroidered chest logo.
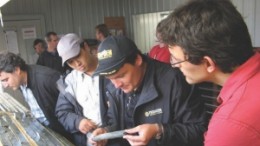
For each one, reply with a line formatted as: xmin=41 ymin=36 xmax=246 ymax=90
xmin=145 ymin=108 xmax=163 ymax=117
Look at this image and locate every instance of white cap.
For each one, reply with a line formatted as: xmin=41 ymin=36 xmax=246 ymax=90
xmin=57 ymin=33 xmax=81 ymax=65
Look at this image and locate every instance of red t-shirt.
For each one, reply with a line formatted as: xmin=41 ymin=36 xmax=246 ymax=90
xmin=148 ymin=44 xmax=170 ymax=64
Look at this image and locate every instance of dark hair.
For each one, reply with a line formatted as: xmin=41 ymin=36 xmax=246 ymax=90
xmin=156 ymin=21 xmax=164 ymax=34
xmin=33 ymin=38 xmax=46 ymax=49
xmin=95 ymin=24 xmax=110 ymax=37
xmin=84 ymin=39 xmax=99 ymax=47
xmin=80 ymin=39 xmax=99 ymax=48
xmin=45 ymin=31 xmax=57 ymax=42
xmin=0 ymin=52 xmax=27 ymax=73
xmin=159 ymin=0 xmax=254 ymax=73
xmin=124 ymin=48 xmax=143 ymax=65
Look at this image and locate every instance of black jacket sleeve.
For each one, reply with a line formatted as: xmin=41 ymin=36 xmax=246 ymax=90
xmin=161 ymin=72 xmax=207 ymax=146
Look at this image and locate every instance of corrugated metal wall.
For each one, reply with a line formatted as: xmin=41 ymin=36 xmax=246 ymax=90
xmin=123 ymin=0 xmax=188 ymax=39
xmin=1 ymin=0 xmax=189 ymax=39
xmin=1 ymin=0 xmax=125 ymax=38
xmin=71 ymin=0 xmax=124 ymax=38
xmin=1 ymin=0 xmax=259 ymax=46
xmin=2 ymin=0 xmax=74 ymax=35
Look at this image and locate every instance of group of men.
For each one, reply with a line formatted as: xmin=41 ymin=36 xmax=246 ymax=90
xmin=0 ymin=0 xmax=260 ymax=146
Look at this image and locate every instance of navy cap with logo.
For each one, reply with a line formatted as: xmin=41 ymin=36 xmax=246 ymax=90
xmin=93 ymin=36 xmax=139 ymax=76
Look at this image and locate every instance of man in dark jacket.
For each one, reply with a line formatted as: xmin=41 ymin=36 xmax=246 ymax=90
xmin=37 ymin=31 xmax=63 ymax=73
xmin=90 ymin=36 xmax=207 ymax=146
xmin=55 ymin=33 xmax=110 ymax=146
xmin=0 ymin=52 xmax=72 ymax=141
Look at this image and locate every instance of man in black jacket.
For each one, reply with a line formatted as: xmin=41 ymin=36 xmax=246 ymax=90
xmin=56 ymin=33 xmax=110 ymax=146
xmin=37 ymin=31 xmax=63 ymax=73
xmin=91 ymin=36 xmax=207 ymax=146
xmin=0 ymin=52 xmax=72 ymax=141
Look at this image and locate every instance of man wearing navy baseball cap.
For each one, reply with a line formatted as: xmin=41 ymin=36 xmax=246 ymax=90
xmin=93 ymin=36 xmax=138 ymax=77
xmin=55 ymin=33 xmax=110 ymax=146
xmin=91 ymin=36 xmax=207 ymax=146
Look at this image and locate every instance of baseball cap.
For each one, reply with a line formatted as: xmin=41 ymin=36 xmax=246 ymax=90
xmin=57 ymin=33 xmax=82 ymax=65
xmin=93 ymin=36 xmax=139 ymax=76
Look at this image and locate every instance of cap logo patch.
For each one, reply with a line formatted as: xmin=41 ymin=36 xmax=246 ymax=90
xmin=98 ymin=49 xmax=112 ymax=60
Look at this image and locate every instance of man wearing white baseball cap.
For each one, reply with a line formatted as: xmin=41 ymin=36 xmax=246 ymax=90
xmin=55 ymin=33 xmax=110 ymax=146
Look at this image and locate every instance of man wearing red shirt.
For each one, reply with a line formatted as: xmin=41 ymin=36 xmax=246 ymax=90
xmin=159 ymin=0 xmax=260 ymax=145
xmin=148 ymin=22 xmax=170 ymax=64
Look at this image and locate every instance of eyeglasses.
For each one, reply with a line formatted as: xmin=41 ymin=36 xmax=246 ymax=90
xmin=170 ymin=55 xmax=187 ymax=66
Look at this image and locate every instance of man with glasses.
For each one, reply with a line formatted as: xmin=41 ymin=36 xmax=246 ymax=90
xmin=90 ymin=36 xmax=207 ymax=146
xmin=55 ymin=33 xmax=110 ymax=146
xmin=159 ymin=0 xmax=260 ymax=145
xmin=170 ymin=54 xmax=188 ymax=67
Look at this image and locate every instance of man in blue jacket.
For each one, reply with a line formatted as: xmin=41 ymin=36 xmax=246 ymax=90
xmin=55 ymin=33 xmax=110 ymax=146
xmin=91 ymin=36 xmax=207 ymax=146
xmin=0 ymin=52 xmax=72 ymax=141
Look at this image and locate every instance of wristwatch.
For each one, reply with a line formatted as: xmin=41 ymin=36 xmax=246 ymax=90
xmin=155 ymin=124 xmax=163 ymax=140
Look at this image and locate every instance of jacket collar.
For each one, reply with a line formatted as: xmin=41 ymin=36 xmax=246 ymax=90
xmin=136 ymin=57 xmax=159 ymax=107
xmin=25 ymin=65 xmax=33 ymax=89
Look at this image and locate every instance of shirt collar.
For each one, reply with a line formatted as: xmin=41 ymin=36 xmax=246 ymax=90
xmin=219 ymin=52 xmax=260 ymax=103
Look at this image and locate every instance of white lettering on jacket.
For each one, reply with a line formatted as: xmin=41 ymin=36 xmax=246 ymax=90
xmin=145 ymin=108 xmax=163 ymax=117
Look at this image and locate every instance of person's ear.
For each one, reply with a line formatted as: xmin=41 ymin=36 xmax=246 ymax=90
xmin=203 ymin=56 xmax=216 ymax=73
xmin=135 ymin=54 xmax=143 ymax=66
xmin=14 ymin=67 xmax=21 ymax=75
xmin=82 ymin=43 xmax=91 ymax=53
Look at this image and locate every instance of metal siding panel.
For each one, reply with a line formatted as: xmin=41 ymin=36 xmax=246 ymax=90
xmin=255 ymin=0 xmax=260 ymax=46
xmin=113 ymin=0 xmax=118 ymax=16
xmin=243 ymin=0 xmax=256 ymax=45
xmin=104 ymin=0 xmax=110 ymax=16
xmin=132 ymin=12 xmax=161 ymax=53
xmin=123 ymin=0 xmax=192 ymax=39
xmin=137 ymin=0 xmax=143 ymax=14
xmin=89 ymin=0 xmax=95 ymax=36
xmin=7 ymin=0 xmax=255 ymax=43
xmin=157 ymin=0 xmax=164 ymax=11
xmin=143 ymin=0 xmax=148 ymax=13
xmin=124 ymin=0 xmax=133 ymax=38
xmin=1 ymin=0 xmax=187 ymax=40
xmin=162 ymin=0 xmax=170 ymax=11
xmin=150 ymin=0 xmax=159 ymax=12
xmin=108 ymin=0 xmax=114 ymax=16
xmin=84 ymin=0 xmax=92 ymax=37
xmin=2 ymin=0 xmax=53 ymax=32
xmin=50 ymin=0 xmax=73 ymax=34
xmin=71 ymin=0 xmax=81 ymax=36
